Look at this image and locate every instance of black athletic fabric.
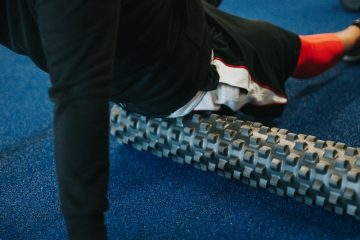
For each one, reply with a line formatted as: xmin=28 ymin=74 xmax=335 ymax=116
xmin=1 ymin=0 xmax=300 ymax=238
xmin=205 ymin=0 xmax=223 ymax=8
xmin=204 ymin=3 xmax=301 ymax=116
xmin=1 ymin=1 xmax=120 ymax=239
xmin=112 ymin=1 xmax=212 ymax=117
xmin=0 ymin=0 xmax=211 ymax=239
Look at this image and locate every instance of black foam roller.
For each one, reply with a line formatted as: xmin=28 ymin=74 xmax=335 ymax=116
xmin=110 ymin=104 xmax=360 ymax=220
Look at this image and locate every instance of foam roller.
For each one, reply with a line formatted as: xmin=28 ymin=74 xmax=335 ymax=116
xmin=110 ymin=104 xmax=360 ymax=220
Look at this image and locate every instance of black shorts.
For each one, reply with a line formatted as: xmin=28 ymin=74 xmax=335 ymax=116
xmin=203 ymin=3 xmax=301 ymax=117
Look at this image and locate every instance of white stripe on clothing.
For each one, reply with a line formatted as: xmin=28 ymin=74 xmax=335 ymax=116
xmin=168 ymin=52 xmax=287 ymax=118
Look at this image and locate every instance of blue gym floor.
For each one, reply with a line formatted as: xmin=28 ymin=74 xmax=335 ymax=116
xmin=1 ymin=1 xmax=360 ymax=239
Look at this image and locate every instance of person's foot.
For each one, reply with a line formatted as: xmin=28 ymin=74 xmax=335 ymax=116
xmin=343 ymin=44 xmax=360 ymax=61
xmin=340 ymin=0 xmax=360 ymax=11
xmin=343 ymin=19 xmax=360 ymax=61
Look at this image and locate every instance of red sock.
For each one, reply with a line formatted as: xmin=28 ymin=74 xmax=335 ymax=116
xmin=292 ymin=34 xmax=344 ymax=79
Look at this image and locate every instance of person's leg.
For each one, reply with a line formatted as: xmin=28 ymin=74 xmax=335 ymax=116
xmin=292 ymin=22 xmax=360 ymax=79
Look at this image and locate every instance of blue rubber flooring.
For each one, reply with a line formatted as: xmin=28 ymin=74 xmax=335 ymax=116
xmin=1 ymin=1 xmax=360 ymax=239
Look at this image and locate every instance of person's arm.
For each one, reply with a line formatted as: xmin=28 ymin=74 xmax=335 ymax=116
xmin=34 ymin=0 xmax=120 ymax=239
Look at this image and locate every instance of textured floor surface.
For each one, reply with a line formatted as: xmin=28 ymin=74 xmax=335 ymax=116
xmin=1 ymin=0 xmax=360 ymax=239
